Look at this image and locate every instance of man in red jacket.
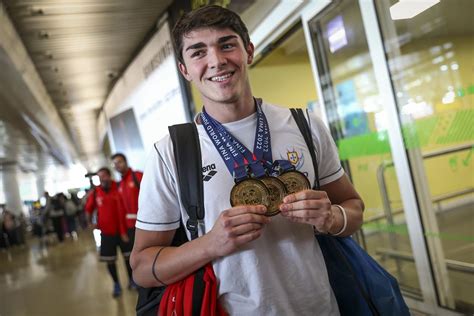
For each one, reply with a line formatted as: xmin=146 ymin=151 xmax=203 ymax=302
xmin=85 ymin=167 xmax=133 ymax=297
xmin=111 ymin=155 xmax=142 ymax=236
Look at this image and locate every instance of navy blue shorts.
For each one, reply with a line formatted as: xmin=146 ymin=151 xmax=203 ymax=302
xmin=99 ymin=233 xmax=133 ymax=262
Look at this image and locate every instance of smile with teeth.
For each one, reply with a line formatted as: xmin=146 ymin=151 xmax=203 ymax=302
xmin=210 ymin=72 xmax=234 ymax=82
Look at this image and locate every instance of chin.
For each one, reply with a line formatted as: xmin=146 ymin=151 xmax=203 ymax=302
xmin=218 ymin=97 xmax=239 ymax=105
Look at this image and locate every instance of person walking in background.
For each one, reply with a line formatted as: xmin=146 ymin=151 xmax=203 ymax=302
xmin=111 ymin=154 xmax=143 ymax=241
xmin=111 ymin=153 xmax=143 ymax=289
xmin=48 ymin=193 xmax=66 ymax=243
xmin=64 ymin=195 xmax=78 ymax=240
xmin=84 ymin=167 xmax=133 ymax=297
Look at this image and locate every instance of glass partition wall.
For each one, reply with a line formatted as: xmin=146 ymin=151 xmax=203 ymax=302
xmin=375 ymin=0 xmax=474 ymax=313
xmin=307 ymin=0 xmax=473 ymax=314
xmin=308 ymin=0 xmax=422 ymax=296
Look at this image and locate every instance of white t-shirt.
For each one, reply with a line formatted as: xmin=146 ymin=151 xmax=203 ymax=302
xmin=137 ymin=102 xmax=343 ymax=316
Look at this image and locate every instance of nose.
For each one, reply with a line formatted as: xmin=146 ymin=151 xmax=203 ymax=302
xmin=208 ymin=48 xmax=226 ymax=69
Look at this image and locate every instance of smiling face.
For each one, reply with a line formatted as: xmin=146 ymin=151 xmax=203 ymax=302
xmin=178 ymin=27 xmax=254 ymax=108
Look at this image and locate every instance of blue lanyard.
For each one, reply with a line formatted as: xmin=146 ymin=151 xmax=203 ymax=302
xmin=254 ymin=99 xmax=272 ymax=163
xmin=200 ymin=110 xmax=249 ymax=181
xmin=201 ymin=100 xmax=272 ymax=181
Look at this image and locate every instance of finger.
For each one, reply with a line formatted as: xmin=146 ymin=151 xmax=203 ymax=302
xmin=225 ymin=205 xmax=267 ymax=216
xmin=281 ymin=209 xmax=319 ymax=219
xmin=229 ymin=223 xmax=265 ymax=237
xmin=221 ymin=212 xmax=271 ymax=228
xmin=280 ymin=199 xmax=328 ymax=212
xmin=232 ymin=229 xmax=263 ymax=245
xmin=282 ymin=190 xmax=327 ymax=204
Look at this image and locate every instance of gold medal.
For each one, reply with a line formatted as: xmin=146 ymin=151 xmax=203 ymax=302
xmin=278 ymin=170 xmax=310 ymax=195
xmin=260 ymin=176 xmax=286 ymax=216
xmin=230 ymin=178 xmax=270 ymax=207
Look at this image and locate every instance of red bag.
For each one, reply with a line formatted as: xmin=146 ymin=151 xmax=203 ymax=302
xmin=158 ymin=263 xmax=227 ymax=316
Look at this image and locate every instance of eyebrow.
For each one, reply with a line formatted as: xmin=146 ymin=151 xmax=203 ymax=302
xmin=185 ymin=35 xmax=239 ymax=52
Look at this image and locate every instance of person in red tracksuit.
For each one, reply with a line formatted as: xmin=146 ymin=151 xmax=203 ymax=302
xmin=85 ymin=167 xmax=133 ymax=297
xmin=111 ymin=153 xmax=143 ymax=289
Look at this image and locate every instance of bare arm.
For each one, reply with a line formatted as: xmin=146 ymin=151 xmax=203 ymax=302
xmin=130 ymin=205 xmax=270 ymax=288
xmin=280 ymin=174 xmax=364 ymax=236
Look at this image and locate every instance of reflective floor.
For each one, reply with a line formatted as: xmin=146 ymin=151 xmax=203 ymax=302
xmin=0 ymin=231 xmax=137 ymax=316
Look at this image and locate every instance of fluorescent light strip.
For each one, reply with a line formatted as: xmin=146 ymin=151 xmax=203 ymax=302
xmin=390 ymin=0 xmax=440 ymax=20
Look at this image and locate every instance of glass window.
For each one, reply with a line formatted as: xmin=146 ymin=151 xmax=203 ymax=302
xmin=376 ymin=0 xmax=474 ymax=313
xmin=309 ymin=0 xmax=423 ymax=300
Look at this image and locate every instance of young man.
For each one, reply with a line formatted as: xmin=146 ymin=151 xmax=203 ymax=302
xmin=111 ymin=153 xmax=142 ymax=289
xmin=131 ymin=5 xmax=364 ymax=315
xmin=111 ymin=154 xmax=143 ymax=244
xmin=84 ymin=167 xmax=133 ymax=297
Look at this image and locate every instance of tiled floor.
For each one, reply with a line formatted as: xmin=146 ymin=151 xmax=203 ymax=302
xmin=0 ymin=230 xmax=137 ymax=316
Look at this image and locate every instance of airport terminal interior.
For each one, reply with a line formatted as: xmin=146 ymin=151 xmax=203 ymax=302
xmin=0 ymin=0 xmax=472 ymax=315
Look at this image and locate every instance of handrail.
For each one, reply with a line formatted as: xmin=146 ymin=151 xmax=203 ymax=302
xmin=375 ymin=248 xmax=474 ymax=274
xmin=432 ymin=188 xmax=474 ymax=204
xmin=374 ymin=144 xmax=473 ymax=224
xmin=372 ymin=144 xmax=473 ymax=283
xmin=364 ymin=187 xmax=474 ymax=224
xmin=379 ymin=144 xmax=473 ymax=170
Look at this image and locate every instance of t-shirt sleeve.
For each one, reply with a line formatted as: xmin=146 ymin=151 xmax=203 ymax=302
xmin=308 ymin=112 xmax=344 ymax=186
xmin=136 ymin=136 xmax=182 ymax=231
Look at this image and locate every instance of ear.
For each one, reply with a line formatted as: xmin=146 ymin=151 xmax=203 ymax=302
xmin=178 ymin=62 xmax=192 ymax=81
xmin=246 ymin=42 xmax=255 ymax=65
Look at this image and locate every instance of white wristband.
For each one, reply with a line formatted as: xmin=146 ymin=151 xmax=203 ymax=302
xmin=330 ymin=204 xmax=347 ymax=236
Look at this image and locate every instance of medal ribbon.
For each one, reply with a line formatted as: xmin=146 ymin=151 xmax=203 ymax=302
xmin=201 ymin=100 xmax=272 ymax=181
xmin=273 ymin=159 xmax=295 ymax=174
xmin=200 ymin=110 xmax=249 ymax=181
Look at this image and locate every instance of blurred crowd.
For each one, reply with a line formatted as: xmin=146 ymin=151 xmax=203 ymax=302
xmin=0 ymin=191 xmax=88 ymax=250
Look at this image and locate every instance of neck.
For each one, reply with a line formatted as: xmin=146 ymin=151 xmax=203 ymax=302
xmin=121 ymin=168 xmax=130 ymax=176
xmin=102 ymin=181 xmax=111 ymax=190
xmin=202 ymin=91 xmax=255 ymax=123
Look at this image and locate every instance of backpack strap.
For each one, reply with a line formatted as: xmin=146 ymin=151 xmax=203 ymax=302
xmin=168 ymin=122 xmax=205 ymax=316
xmin=168 ymin=122 xmax=205 ymax=241
xmin=290 ymin=108 xmax=320 ymax=190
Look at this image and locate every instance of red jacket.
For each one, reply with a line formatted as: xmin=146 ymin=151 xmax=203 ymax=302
xmin=85 ymin=182 xmax=127 ymax=236
xmin=117 ymin=168 xmax=143 ymax=229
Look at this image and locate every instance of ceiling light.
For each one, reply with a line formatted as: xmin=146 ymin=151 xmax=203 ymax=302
xmin=390 ymin=0 xmax=440 ymax=20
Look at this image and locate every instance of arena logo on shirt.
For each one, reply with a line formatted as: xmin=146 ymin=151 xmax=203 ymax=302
xmin=202 ymin=163 xmax=217 ymax=182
